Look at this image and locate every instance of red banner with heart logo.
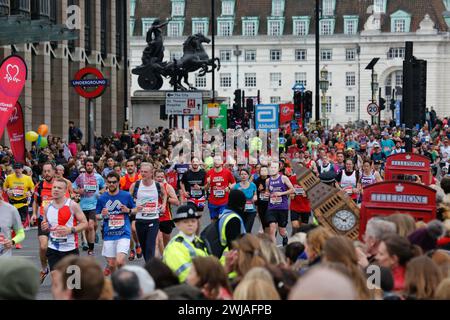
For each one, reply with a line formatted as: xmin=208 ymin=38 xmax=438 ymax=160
xmin=279 ymin=103 xmax=294 ymax=124
xmin=7 ymin=102 xmax=25 ymax=164
xmin=0 ymin=55 xmax=27 ymax=140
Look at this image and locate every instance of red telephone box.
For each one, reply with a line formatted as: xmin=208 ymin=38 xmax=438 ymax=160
xmin=359 ymin=181 xmax=436 ymax=239
xmin=385 ymin=153 xmax=431 ymax=185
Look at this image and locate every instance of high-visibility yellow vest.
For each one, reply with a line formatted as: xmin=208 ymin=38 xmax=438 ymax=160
xmin=162 ymin=233 xmax=209 ymax=282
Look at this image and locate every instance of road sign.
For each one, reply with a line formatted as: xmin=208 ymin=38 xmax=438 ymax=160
xmin=255 ymin=104 xmax=279 ymax=130
xmin=292 ymin=83 xmax=305 ymax=92
xmin=165 ymin=92 xmax=202 ymax=115
xmin=367 ymin=103 xmax=379 ymax=116
xmin=71 ymin=67 xmax=108 ymax=99
xmin=207 ymin=103 xmax=220 ymax=118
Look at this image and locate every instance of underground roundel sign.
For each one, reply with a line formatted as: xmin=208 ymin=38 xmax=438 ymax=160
xmin=71 ymin=67 xmax=108 ymax=99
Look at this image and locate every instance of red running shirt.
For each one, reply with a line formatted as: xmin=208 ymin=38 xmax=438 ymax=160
xmin=289 ymin=175 xmax=311 ymax=213
xmin=207 ymin=168 xmax=235 ymax=206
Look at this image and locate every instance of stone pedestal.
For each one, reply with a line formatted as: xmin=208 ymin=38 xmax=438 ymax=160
xmin=131 ymin=90 xmax=227 ymax=129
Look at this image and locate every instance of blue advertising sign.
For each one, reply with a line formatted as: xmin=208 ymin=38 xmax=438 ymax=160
xmin=255 ymin=104 xmax=279 ymax=130
xmin=395 ymin=100 xmax=401 ymax=127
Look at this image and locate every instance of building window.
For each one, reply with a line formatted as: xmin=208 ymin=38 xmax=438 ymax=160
xmin=272 ymin=0 xmax=284 ymax=16
xmin=245 ymin=50 xmax=256 ymax=62
xmin=324 ymin=96 xmax=332 ymax=113
xmin=168 ymin=20 xmax=184 ymax=37
xmin=271 ymin=96 xmax=281 ymax=104
xmin=374 ymin=0 xmax=386 ymax=14
xmin=295 ymin=72 xmax=307 ymax=87
xmin=320 ymin=49 xmax=332 ymax=61
xmin=192 ymin=18 xmax=208 ymax=35
xmin=242 ymin=19 xmax=258 ymax=36
xmin=218 ymin=20 xmax=233 ymax=36
xmin=222 ymin=0 xmax=234 ymax=16
xmin=245 ymin=73 xmax=257 ymax=87
xmin=320 ymin=19 xmax=333 ymax=35
xmin=195 ymin=74 xmax=206 ymax=88
xmin=295 ymin=49 xmax=307 ymax=61
xmin=293 ymin=19 xmax=308 ymax=36
xmin=170 ymin=51 xmax=183 ymax=61
xmin=322 ymin=0 xmax=334 ymax=16
xmin=130 ymin=0 xmax=136 ymax=17
xmin=270 ymin=73 xmax=282 ymax=87
xmin=220 ymin=50 xmax=232 ymax=62
xmin=346 ymin=72 xmax=356 ymax=86
xmin=130 ymin=18 xmax=136 ymax=36
xmin=346 ymin=96 xmax=356 ymax=113
xmin=387 ymin=47 xmax=405 ymax=59
xmin=172 ymin=1 xmax=185 ymax=17
xmin=220 ymin=73 xmax=232 ymax=87
xmin=394 ymin=19 xmax=405 ymax=32
xmin=327 ymin=72 xmax=333 ymax=87
xmin=270 ymin=49 xmax=281 ymax=61
xmin=344 ymin=19 xmax=358 ymax=35
xmin=346 ymin=48 xmax=356 ymax=61
xmin=395 ymin=71 xmax=403 ymax=86
xmin=268 ymin=20 xmax=283 ymax=36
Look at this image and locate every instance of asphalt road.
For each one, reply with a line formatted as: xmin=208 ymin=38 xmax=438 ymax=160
xmin=13 ymin=209 xmax=290 ymax=300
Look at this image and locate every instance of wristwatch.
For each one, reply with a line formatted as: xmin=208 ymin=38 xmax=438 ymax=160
xmin=71 ymin=227 xmax=76 ymax=234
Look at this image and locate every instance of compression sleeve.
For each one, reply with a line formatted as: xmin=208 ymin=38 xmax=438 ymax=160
xmin=12 ymin=228 xmax=25 ymax=244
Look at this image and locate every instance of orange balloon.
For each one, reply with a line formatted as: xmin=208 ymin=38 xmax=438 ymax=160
xmin=37 ymin=124 xmax=49 ymax=136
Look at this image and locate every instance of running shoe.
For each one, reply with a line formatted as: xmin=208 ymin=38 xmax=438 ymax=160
xmin=136 ymin=246 xmax=143 ymax=259
xmin=40 ymin=268 xmax=49 ymax=284
xmin=128 ymin=249 xmax=136 ymax=261
xmin=81 ymin=242 xmax=89 ymax=251
xmin=15 ymin=243 xmax=23 ymax=249
xmin=87 ymin=250 xmax=95 ymax=256
xmin=103 ymin=267 xmax=112 ymax=277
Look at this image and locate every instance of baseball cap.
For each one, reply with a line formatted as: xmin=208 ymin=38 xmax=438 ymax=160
xmin=13 ymin=162 xmax=24 ymax=169
xmin=373 ymin=142 xmax=380 ymax=147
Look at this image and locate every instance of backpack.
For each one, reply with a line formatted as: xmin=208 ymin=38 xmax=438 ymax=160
xmin=132 ymin=180 xmax=162 ymax=201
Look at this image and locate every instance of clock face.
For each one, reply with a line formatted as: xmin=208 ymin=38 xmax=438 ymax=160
xmin=331 ymin=210 xmax=356 ymax=232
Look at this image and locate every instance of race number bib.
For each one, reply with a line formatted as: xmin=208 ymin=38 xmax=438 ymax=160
xmin=245 ymin=201 xmax=255 ymax=211
xmin=270 ymin=196 xmax=282 ymax=205
xmin=259 ymin=193 xmax=269 ymax=201
xmin=50 ymin=227 xmax=68 ymax=243
xmin=213 ymin=189 xmax=225 ymax=198
xmin=294 ymin=186 xmax=304 ymax=196
xmin=12 ymin=187 xmax=24 ymax=197
xmin=108 ymin=214 xmax=125 ymax=229
xmin=343 ymin=186 xmax=353 ymax=195
xmin=84 ymin=184 xmax=97 ymax=192
xmin=142 ymin=200 xmax=158 ymax=217
xmin=191 ymin=190 xmax=203 ymax=198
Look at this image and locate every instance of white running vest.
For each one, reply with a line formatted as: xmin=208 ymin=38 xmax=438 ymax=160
xmin=135 ymin=181 xmax=159 ymax=221
xmin=47 ymin=199 xmax=78 ymax=252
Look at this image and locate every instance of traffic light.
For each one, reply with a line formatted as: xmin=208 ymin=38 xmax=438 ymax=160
xmin=293 ymin=91 xmax=302 ymax=113
xmin=303 ymin=90 xmax=313 ymax=114
xmin=390 ymin=99 xmax=396 ymax=111
xmin=233 ymin=89 xmax=242 ymax=110
xmin=379 ymin=97 xmax=386 ymax=111
xmin=246 ymin=98 xmax=254 ymax=113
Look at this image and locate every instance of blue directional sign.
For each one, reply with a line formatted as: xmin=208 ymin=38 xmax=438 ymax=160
xmin=255 ymin=104 xmax=279 ymax=130
xmin=292 ymin=83 xmax=305 ymax=92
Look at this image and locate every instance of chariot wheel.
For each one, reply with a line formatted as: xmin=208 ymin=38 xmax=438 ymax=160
xmin=138 ymin=73 xmax=163 ymax=90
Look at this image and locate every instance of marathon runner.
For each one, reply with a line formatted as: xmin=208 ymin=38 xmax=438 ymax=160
xmin=4 ymin=162 xmax=35 ymax=247
xmin=181 ymin=157 xmax=207 ymax=212
xmin=232 ymin=168 xmax=257 ymax=233
xmin=206 ymin=155 xmax=236 ymax=221
xmin=96 ymin=172 xmax=135 ymax=276
xmin=55 ymin=165 xmax=74 ymax=197
xmin=31 ymin=163 xmax=69 ymax=283
xmin=0 ymin=179 xmax=25 ymax=257
xmin=265 ymin=162 xmax=295 ymax=245
xmin=130 ymin=162 xmax=167 ymax=262
xmin=154 ymin=169 xmax=179 ymax=254
xmin=72 ymin=158 xmax=105 ymax=255
xmin=254 ymin=165 xmax=270 ymax=233
xmin=120 ymin=159 xmax=143 ymax=260
xmin=288 ymin=168 xmax=312 ymax=235
xmin=337 ymin=159 xmax=361 ymax=203
xmin=40 ymin=178 xmax=88 ymax=282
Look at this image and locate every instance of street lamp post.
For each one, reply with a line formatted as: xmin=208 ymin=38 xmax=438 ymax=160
xmin=319 ymin=66 xmax=329 ymax=129
xmin=365 ymin=58 xmax=380 ymax=126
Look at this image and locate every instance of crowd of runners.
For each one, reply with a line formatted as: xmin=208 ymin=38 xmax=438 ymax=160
xmin=0 ymin=117 xmax=450 ymax=300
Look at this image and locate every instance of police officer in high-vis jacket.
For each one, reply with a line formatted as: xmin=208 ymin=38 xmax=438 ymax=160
xmin=162 ymin=204 xmax=209 ymax=282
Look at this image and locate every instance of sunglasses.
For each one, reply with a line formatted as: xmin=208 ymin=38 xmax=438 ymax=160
xmin=107 ymin=180 xmax=119 ymax=184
